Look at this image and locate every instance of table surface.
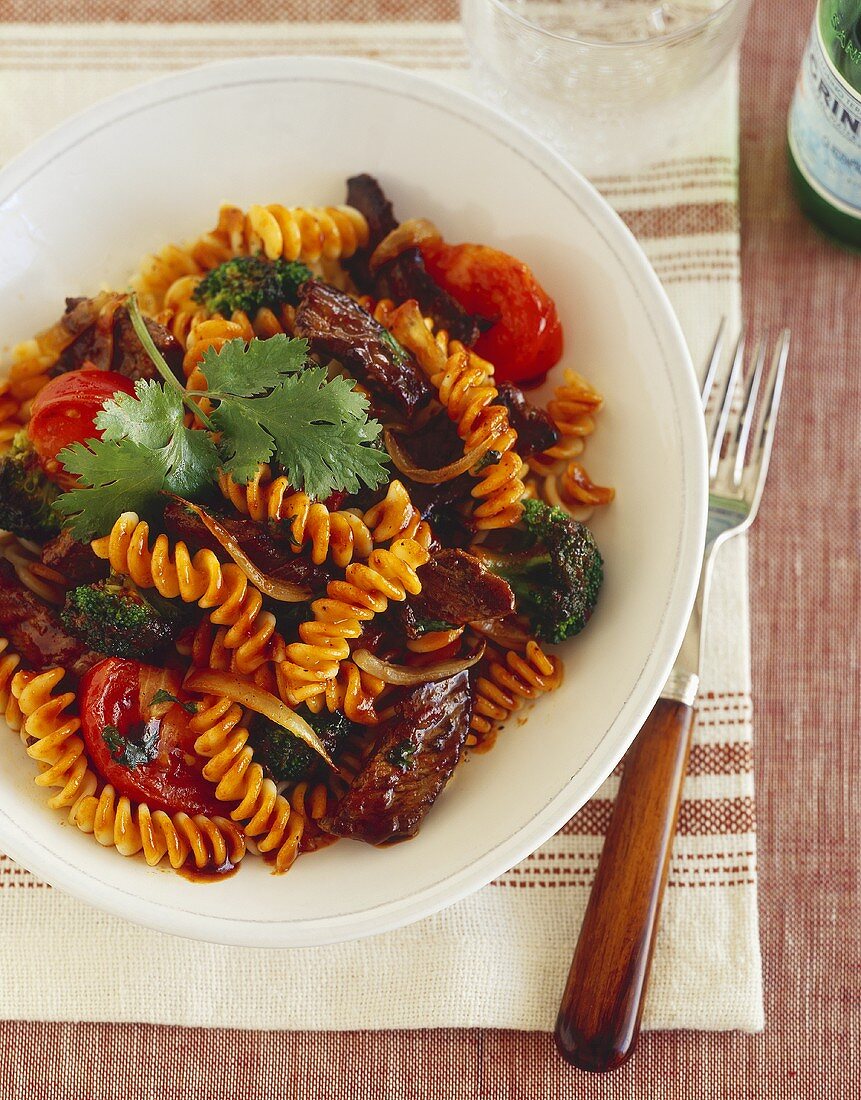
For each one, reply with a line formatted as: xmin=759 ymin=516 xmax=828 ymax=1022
xmin=1 ymin=1 xmax=858 ymax=1096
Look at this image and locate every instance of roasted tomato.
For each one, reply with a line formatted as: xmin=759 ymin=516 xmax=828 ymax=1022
xmin=79 ymin=657 xmax=222 ymax=817
xmin=28 ymin=369 xmax=135 ymax=485
xmin=420 ymin=241 xmax=563 ymax=384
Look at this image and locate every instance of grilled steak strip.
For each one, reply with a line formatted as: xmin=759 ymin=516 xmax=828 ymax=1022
xmin=406 ymin=549 xmax=515 ymax=632
xmin=294 ymin=281 xmax=431 ymax=421
xmin=495 ymin=381 xmax=560 ymax=458
xmin=322 ymin=671 xmax=472 ymax=845
xmin=0 ymin=560 xmax=101 ymax=676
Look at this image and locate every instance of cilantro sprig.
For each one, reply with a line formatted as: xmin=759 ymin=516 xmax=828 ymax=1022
xmin=53 ymin=295 xmax=389 ymax=539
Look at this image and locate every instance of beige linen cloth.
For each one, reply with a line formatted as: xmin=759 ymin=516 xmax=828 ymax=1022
xmin=0 ymin=22 xmax=762 ymax=1032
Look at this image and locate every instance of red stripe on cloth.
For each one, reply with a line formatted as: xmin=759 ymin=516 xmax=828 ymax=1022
xmin=617 ymin=201 xmax=739 ymax=239
xmin=560 ymin=797 xmax=756 ymax=837
xmin=0 ymin=1 xmax=459 ymax=22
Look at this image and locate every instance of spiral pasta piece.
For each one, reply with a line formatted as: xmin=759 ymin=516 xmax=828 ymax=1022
xmin=188 ymin=694 xmax=306 ymax=872
xmin=218 ymin=470 xmax=427 ymax=567
xmin=92 ymin=513 xmax=278 ymax=674
xmin=0 ymin=638 xmax=23 ymax=734
xmin=71 ymin=787 xmax=246 ymax=870
xmin=377 ymin=300 xmax=526 ymax=529
xmin=469 ymin=640 xmax=563 ymax=748
xmin=406 ymin=628 xmax=465 ymax=654
xmin=0 ymin=386 xmax=24 ymax=451
xmin=529 ymin=370 xmax=599 ymax=481
xmin=529 ymin=368 xmax=614 ymax=518
xmin=132 ymin=243 xmax=208 ymax=317
xmin=12 ymin=667 xmax=98 ymax=810
xmin=279 ymin=537 xmax=430 ymax=706
xmin=547 ymin=369 xmax=603 ymax=438
xmin=216 ymin=203 xmax=369 ymax=264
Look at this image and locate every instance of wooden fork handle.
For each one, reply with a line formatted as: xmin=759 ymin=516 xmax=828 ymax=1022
xmin=554 ymin=696 xmax=696 ymax=1072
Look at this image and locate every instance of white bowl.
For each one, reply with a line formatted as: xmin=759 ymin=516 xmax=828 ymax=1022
xmin=0 ymin=57 xmax=706 ymax=947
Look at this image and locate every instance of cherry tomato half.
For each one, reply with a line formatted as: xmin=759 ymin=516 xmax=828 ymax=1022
xmin=79 ymin=657 xmax=222 ymax=817
xmin=28 ymin=369 xmax=136 ymax=485
xmin=420 ymin=241 xmax=564 ymax=384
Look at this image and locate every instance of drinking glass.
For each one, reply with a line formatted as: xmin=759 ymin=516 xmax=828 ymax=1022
xmin=461 ymin=0 xmax=753 ymax=175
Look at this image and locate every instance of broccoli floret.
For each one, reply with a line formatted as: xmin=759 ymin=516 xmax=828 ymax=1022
xmin=479 ymin=498 xmax=603 ymax=645
xmin=0 ymin=434 xmax=61 ymax=540
xmin=193 ymin=255 xmax=312 ymax=316
xmin=61 ymin=579 xmax=180 ymax=658
xmin=251 ymin=708 xmax=352 ymax=783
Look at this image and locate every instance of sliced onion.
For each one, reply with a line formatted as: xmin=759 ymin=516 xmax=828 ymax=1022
xmin=369 ymin=219 xmax=442 ymax=275
xmin=469 ymin=617 xmax=534 ymax=649
xmin=184 ymin=670 xmax=333 ymax=767
xmin=352 ymin=643 xmax=485 ymax=686
xmin=180 ymin=499 xmax=311 ymax=602
xmin=384 ymin=428 xmax=486 ymax=484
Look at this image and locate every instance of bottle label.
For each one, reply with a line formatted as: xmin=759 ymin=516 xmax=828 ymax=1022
xmin=789 ymin=18 xmax=861 ymax=216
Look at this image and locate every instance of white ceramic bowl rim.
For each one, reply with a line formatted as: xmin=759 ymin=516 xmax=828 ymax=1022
xmin=0 ymin=56 xmax=707 ymax=947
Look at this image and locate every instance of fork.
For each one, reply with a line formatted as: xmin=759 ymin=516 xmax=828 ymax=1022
xmin=554 ymin=325 xmax=791 ymax=1072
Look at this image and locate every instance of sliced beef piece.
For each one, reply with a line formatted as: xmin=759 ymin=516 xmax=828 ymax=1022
xmin=161 ymin=501 xmax=330 ymax=594
xmin=0 ymin=561 xmax=101 ymax=676
xmin=384 ymin=411 xmax=473 ymax=542
xmin=344 ymin=175 xmax=483 ymax=344
xmin=322 ymin=671 xmax=472 ymax=845
xmin=344 ymin=173 xmax=399 ymax=293
xmin=111 ymin=308 xmax=185 ymax=382
xmin=395 ymin=409 xmax=463 ymax=471
xmin=347 ymin=173 xmax=398 ymax=248
xmin=41 ymin=529 xmax=107 ymax=586
xmin=374 ymin=247 xmax=480 ymax=347
xmin=294 ymin=281 xmax=431 ymax=421
xmin=406 ymin=549 xmax=514 ymax=634
xmin=495 ymin=381 xmax=560 ymax=458
xmin=54 ymin=294 xmax=120 ymax=373
xmin=53 ymin=296 xmax=183 ymax=382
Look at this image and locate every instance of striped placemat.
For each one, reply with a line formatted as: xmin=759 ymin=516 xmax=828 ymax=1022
xmin=0 ymin=16 xmax=761 ymax=1034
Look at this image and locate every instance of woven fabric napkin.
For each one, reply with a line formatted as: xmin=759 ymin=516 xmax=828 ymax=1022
xmin=0 ymin=20 xmax=762 ymax=1032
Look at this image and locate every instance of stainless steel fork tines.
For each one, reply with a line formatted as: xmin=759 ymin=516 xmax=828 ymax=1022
xmin=704 ymin=327 xmax=791 ymax=550
xmin=665 ymin=325 xmax=790 ymax=708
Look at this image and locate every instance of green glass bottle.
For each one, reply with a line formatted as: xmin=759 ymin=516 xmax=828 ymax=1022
xmin=788 ymin=1 xmax=861 ymax=247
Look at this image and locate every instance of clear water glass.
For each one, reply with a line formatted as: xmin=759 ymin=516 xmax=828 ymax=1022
xmin=461 ymin=0 xmax=753 ymax=175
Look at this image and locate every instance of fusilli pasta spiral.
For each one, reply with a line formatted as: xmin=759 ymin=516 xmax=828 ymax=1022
xmin=216 ymin=203 xmax=368 ymax=264
xmin=72 ymin=785 xmax=246 ymax=870
xmin=12 ymin=667 xmax=97 ymax=810
xmin=469 ymin=640 xmax=563 ymax=748
xmin=188 ymin=694 xmax=306 ymax=872
xmin=375 ymin=300 xmax=526 ymax=530
xmin=528 ymin=368 xmax=614 ymax=519
xmin=218 ymin=470 xmax=428 ymax=567
xmin=278 ymin=536 xmax=430 ymax=706
xmin=92 ymin=513 xmax=278 ymax=674
xmin=0 ymin=638 xmax=22 ymax=734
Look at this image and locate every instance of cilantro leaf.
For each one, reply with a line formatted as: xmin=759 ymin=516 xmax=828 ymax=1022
xmin=222 ymin=368 xmax=389 ymax=499
xmin=198 ymin=335 xmax=309 ymax=397
xmin=54 ymin=438 xmax=175 ymax=540
xmin=97 ymin=379 xmax=183 ymax=445
xmin=54 ymin=382 xmax=219 ymax=540
xmin=95 ymin=380 xmax=219 ymax=498
xmin=211 ymin=399 xmax=276 ymax=484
